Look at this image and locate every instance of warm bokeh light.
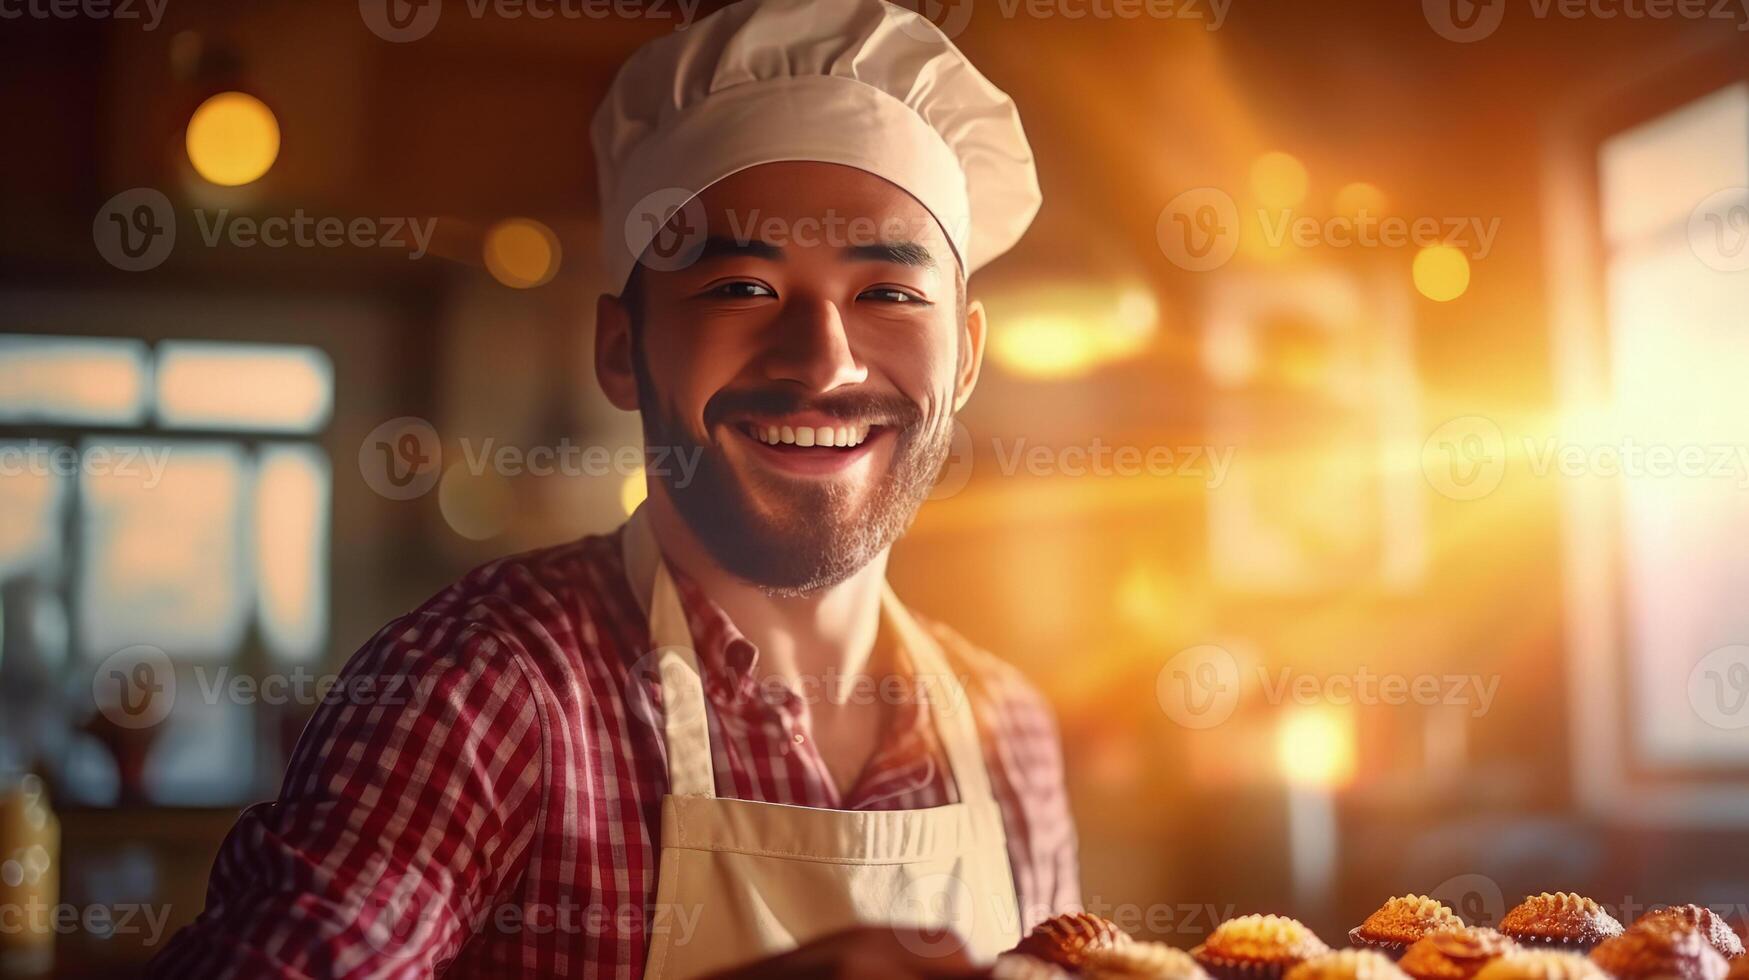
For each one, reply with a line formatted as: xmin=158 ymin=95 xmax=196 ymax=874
xmin=1251 ymin=151 xmax=1309 ymax=209
xmin=483 ymin=218 xmax=561 ymax=288
xmin=1276 ymin=705 xmax=1358 ymax=789
xmin=1412 ymin=245 xmax=1471 ymax=301
xmin=1332 ymin=181 xmax=1387 ymax=218
xmin=438 ymin=463 xmax=512 ymax=541
xmin=185 ymin=92 xmax=280 ymax=187
xmin=620 ymin=468 xmax=648 ymax=516
xmin=254 ymin=446 xmax=328 ymax=661
xmin=986 ymin=282 xmax=1159 ymax=380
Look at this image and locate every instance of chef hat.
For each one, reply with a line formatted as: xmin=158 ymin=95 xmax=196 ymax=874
xmin=590 ymin=0 xmax=1042 ymax=290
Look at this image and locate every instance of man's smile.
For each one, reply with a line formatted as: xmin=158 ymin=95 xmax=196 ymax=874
xmin=724 ymin=412 xmax=895 ymax=477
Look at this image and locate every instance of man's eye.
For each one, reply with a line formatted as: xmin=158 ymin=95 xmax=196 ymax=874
xmin=860 ymin=287 xmax=925 ymax=304
xmin=708 ymin=281 xmax=775 ymax=299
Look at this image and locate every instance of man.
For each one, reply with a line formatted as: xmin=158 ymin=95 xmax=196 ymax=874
xmin=150 ymin=0 xmax=1078 ymax=976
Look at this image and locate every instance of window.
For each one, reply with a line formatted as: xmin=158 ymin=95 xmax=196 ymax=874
xmin=0 ymin=335 xmax=333 ymax=805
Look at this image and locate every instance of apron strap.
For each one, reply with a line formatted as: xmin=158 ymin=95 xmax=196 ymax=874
xmin=877 ymin=583 xmax=999 ymax=807
xmin=619 ymin=506 xmax=1000 ymax=806
xmin=623 ymin=506 xmax=719 ymax=798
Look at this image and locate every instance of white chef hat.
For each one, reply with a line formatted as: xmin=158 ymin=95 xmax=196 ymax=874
xmin=590 ymin=0 xmax=1042 ymax=290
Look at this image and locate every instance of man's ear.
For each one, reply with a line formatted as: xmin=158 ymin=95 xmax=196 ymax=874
xmin=594 ymin=292 xmax=640 ymax=412
xmin=954 ymin=297 xmax=988 ymax=413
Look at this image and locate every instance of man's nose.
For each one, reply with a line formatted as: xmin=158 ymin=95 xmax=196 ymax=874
xmin=759 ymin=296 xmax=868 ymax=392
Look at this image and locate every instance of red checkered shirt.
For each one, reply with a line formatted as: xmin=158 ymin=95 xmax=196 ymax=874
xmin=150 ymin=527 xmax=1081 ymax=978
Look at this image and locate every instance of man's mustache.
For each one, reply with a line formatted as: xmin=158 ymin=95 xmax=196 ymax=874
xmin=704 ymin=386 xmax=921 ymax=431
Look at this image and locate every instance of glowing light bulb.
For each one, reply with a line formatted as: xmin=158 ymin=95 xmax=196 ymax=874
xmin=186 ymin=92 xmax=280 ymax=187
xmin=1413 ymin=245 xmax=1471 ymax=302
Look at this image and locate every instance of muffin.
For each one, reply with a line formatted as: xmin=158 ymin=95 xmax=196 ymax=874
xmin=1285 ymin=949 xmax=1411 ymax=980
xmin=1589 ymin=923 xmax=1730 ymax=980
xmin=1085 ymin=941 xmax=1214 ymax=980
xmin=1398 ymin=927 xmax=1520 ymax=980
xmin=1499 ymin=894 xmax=1623 ymax=951
xmin=1193 ymin=914 xmax=1331 ymax=980
xmin=1013 ymin=912 xmax=1131 ymax=969
xmin=1634 ymin=905 xmax=1746 ymax=960
xmin=1351 ymin=896 xmax=1467 ymax=957
xmin=1471 ymin=950 xmax=1610 ymax=980
xmin=1728 ymin=956 xmax=1749 ymax=980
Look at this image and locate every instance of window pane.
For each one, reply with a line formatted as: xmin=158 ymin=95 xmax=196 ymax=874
xmin=142 ymin=688 xmax=256 ymax=805
xmin=0 ymin=335 xmax=149 ymax=425
xmin=1599 ymin=83 xmax=1749 ymax=247
xmin=255 ymin=444 xmax=329 ymax=662
xmin=78 ymin=441 xmax=250 ymax=660
xmin=1609 ymin=238 xmax=1749 ymax=768
xmin=155 ymin=341 xmax=333 ymax=433
xmin=0 ymin=443 xmax=66 ymax=579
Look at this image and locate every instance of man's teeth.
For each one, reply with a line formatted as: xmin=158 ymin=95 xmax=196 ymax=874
xmin=753 ymin=423 xmax=870 ymax=448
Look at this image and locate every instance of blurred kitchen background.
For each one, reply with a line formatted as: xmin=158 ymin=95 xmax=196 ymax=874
xmin=1 ymin=0 xmax=1747 ymax=975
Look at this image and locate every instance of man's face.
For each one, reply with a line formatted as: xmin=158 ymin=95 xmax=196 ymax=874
xmin=603 ymin=161 xmax=983 ymax=595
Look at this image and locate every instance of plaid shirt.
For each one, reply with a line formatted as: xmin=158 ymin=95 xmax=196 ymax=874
xmin=150 ymin=527 xmax=1080 ymax=978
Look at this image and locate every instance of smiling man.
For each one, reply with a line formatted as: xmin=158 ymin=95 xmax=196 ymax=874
xmin=150 ymin=1 xmax=1078 ymax=977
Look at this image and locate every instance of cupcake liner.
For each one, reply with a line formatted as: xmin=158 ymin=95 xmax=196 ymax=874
xmin=1503 ymin=935 xmax=1605 ymax=955
xmin=1191 ymin=946 xmax=1295 ymax=980
xmin=1347 ymin=930 xmax=1411 ymax=960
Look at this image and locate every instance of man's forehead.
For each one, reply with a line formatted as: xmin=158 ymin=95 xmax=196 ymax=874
xmin=690 ymin=162 xmax=955 ymax=255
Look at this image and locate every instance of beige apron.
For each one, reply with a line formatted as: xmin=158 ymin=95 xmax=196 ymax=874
xmin=620 ymin=508 xmax=1022 ymax=978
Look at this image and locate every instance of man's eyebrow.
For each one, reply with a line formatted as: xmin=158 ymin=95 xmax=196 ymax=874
xmin=694 ymin=236 xmax=785 ymax=263
xmin=845 ymin=240 xmax=938 ymax=269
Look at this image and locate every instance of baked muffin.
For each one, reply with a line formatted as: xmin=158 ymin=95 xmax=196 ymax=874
xmin=1634 ymin=905 xmax=1746 ymax=960
xmin=1398 ymin=927 xmax=1520 ymax=980
xmin=1471 ymin=950 xmax=1610 ymax=980
xmin=1589 ymin=923 xmax=1730 ymax=980
xmin=1013 ymin=912 xmax=1130 ymax=969
xmin=1285 ymin=949 xmax=1411 ymax=980
xmin=1351 ymin=896 xmax=1467 ymax=957
xmin=1499 ymin=894 xmax=1623 ymax=951
xmin=1193 ymin=914 xmax=1331 ymax=980
xmin=1084 ymin=941 xmax=1213 ymax=980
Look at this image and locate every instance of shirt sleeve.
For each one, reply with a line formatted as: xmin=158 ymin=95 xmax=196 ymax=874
xmin=146 ymin=614 xmax=546 ymax=979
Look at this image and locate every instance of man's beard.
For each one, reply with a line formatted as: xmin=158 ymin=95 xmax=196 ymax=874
xmin=633 ymin=356 xmax=953 ymax=596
